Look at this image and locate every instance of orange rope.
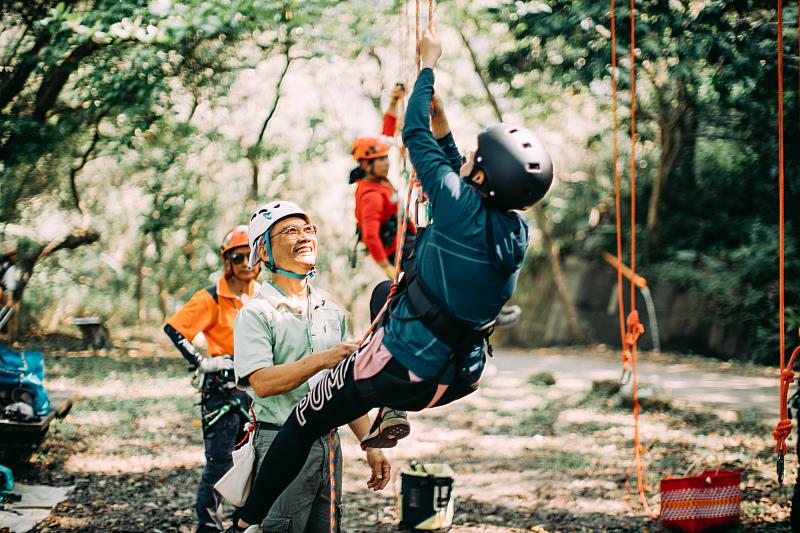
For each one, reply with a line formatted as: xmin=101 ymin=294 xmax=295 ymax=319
xmin=772 ymin=0 xmax=794 ymax=484
xmin=329 ymin=430 xmax=338 ymax=533
xmin=610 ymin=0 xmax=653 ymax=517
xmin=610 ymin=0 xmax=628 ymax=380
xmin=415 ymin=0 xmax=420 ymax=75
xmin=627 ymin=0 xmax=652 ymax=516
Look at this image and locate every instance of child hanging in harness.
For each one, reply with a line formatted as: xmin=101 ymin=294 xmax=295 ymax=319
xmin=349 ymin=84 xmax=415 ymax=280
xmin=226 ymin=27 xmax=553 ymax=533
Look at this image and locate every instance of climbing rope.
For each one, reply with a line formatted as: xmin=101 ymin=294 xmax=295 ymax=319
xmin=328 ymin=429 xmax=339 ymax=532
xmin=771 ymin=0 xmax=797 ymax=485
xmin=610 ymin=0 xmax=654 ymax=517
xmin=610 ymin=0 xmax=627 ymax=382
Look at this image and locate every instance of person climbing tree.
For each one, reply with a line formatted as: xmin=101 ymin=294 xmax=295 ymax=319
xmin=163 ymin=226 xmax=259 ymax=533
xmin=225 ymin=27 xmax=553 ymax=532
xmin=350 ymin=84 xmax=414 ymax=280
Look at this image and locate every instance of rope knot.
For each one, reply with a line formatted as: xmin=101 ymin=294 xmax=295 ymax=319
xmin=773 ymin=418 xmax=793 ymax=453
xmin=624 ymin=311 xmax=645 ymax=351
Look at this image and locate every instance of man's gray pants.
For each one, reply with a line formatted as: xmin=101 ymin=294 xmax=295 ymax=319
xmin=254 ymin=425 xmax=343 ymax=533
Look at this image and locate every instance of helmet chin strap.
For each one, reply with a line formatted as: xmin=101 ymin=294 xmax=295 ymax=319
xmin=264 ymin=236 xmax=317 ymax=280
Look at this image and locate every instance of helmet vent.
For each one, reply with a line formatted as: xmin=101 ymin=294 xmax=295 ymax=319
xmin=527 ymin=163 xmax=541 ymax=172
xmin=522 ymin=142 xmax=532 ymax=149
xmin=508 ymin=128 xmax=519 ymax=134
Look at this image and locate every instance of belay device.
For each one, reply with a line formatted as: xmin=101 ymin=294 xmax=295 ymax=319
xmin=399 ymin=462 xmax=455 ymax=531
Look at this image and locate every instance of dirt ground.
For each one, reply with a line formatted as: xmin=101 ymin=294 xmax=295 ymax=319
xmin=5 ymin=333 xmax=796 ymax=532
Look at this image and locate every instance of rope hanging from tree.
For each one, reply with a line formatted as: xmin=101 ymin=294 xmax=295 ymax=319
xmin=771 ymin=0 xmax=800 ymax=486
xmin=610 ymin=0 xmax=655 ymax=517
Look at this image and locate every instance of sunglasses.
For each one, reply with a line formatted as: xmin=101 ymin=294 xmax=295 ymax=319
xmin=228 ymin=252 xmax=248 ymax=265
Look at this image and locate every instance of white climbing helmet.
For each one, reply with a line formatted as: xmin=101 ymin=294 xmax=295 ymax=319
xmin=247 ymin=200 xmax=310 ymax=269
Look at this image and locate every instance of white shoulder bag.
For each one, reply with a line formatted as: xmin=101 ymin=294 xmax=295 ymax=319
xmin=215 ymin=422 xmax=256 ymax=507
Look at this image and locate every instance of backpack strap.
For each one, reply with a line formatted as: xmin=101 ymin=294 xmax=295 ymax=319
xmin=204 ymin=284 xmax=219 ymax=305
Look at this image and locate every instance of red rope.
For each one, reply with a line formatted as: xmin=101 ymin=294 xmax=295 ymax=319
xmin=772 ymin=0 xmax=793 ymax=469
xmin=329 ymin=430 xmax=338 ymax=533
xmin=627 ymin=0 xmax=652 ymax=515
xmin=610 ymin=0 xmax=653 ymax=517
xmin=610 ymin=0 xmax=628 ymax=378
xmin=415 ymin=0 xmax=420 ymax=75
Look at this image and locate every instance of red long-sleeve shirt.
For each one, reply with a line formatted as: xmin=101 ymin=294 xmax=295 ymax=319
xmin=355 ymin=180 xmax=399 ymax=262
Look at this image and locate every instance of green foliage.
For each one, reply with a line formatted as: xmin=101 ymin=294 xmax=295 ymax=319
xmin=484 ymin=0 xmax=800 ymax=361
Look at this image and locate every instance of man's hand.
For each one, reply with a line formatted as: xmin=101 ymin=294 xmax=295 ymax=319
xmin=365 ymin=448 xmax=391 ymax=491
xmin=430 ymin=92 xmax=450 ymax=139
xmin=317 ymin=342 xmax=359 ymax=369
xmin=420 ymin=28 xmax=442 ymax=70
xmin=198 ymin=355 xmax=234 ymax=373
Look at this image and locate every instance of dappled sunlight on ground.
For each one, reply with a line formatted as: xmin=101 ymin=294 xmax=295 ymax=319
xmin=65 ymin=447 xmax=204 ymax=474
xmin=9 ymin=345 xmax=794 ymax=531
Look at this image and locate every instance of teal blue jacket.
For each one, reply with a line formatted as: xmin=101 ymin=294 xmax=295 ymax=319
xmin=383 ymin=68 xmax=530 ymax=382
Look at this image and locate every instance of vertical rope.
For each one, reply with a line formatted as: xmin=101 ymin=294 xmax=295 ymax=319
xmin=329 ymin=430 xmax=338 ymax=533
xmin=610 ymin=0 xmax=628 ymax=378
xmin=415 ymin=0 xmax=421 ymax=75
xmin=778 ymin=0 xmax=785 ymax=377
xmin=428 ymin=0 xmax=434 ymax=29
xmin=772 ymin=0 xmax=792 ymax=475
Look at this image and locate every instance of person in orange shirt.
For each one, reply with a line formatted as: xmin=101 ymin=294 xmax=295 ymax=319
xmin=164 ymin=225 xmax=259 ymax=533
xmin=350 ymin=84 xmax=415 ymax=280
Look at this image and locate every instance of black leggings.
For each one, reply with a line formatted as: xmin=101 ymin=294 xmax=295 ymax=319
xmin=237 ymin=351 xmax=475 ymax=526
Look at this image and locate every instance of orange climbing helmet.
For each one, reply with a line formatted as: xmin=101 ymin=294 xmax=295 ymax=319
xmin=351 ymin=136 xmax=391 ymax=161
xmin=220 ymin=225 xmax=249 ymax=258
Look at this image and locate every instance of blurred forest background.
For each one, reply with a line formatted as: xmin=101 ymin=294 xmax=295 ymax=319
xmin=1 ymin=0 xmax=798 ymax=364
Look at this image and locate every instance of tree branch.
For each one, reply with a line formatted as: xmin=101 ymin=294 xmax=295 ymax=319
xmin=69 ymin=109 xmax=108 ymax=225
xmin=0 ymin=31 xmax=50 ymax=110
xmin=32 ymin=40 xmax=99 ymax=122
xmin=15 ymin=227 xmax=100 ymax=300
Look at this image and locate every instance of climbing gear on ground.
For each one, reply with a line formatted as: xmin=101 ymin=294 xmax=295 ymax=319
xmin=360 ymin=407 xmax=410 ymax=449
xmin=468 ymin=124 xmax=553 ymax=211
xmin=246 ymin=201 xmax=316 ymax=281
xmin=351 ymin=136 xmax=391 ymax=161
xmin=399 ymin=462 xmax=455 ymax=531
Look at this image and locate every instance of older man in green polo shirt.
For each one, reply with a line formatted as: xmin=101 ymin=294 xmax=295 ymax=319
xmin=232 ymin=200 xmax=392 ymax=533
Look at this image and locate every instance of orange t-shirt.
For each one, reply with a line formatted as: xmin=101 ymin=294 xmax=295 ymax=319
xmin=166 ymin=276 xmax=255 ymax=357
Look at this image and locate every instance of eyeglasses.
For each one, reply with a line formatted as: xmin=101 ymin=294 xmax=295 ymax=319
xmin=271 ymin=224 xmax=319 ymax=239
xmin=228 ymin=252 xmax=248 ymax=265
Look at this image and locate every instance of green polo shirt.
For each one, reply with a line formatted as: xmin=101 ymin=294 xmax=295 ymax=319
xmin=233 ymin=282 xmax=347 ymax=426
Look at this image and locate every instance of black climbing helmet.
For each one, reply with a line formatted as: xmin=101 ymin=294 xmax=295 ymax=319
xmin=470 ymin=124 xmax=554 ymax=211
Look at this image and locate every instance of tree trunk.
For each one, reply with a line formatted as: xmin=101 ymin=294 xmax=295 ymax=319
xmin=646 ymin=111 xmax=689 ymax=248
xmin=247 ymin=44 xmax=293 ymax=203
xmin=458 ymin=25 xmax=587 ymax=343
xmin=249 ymin=154 xmax=260 ymax=202
xmin=0 ymin=31 xmax=50 ymax=109
xmin=135 ymin=236 xmax=146 ymax=325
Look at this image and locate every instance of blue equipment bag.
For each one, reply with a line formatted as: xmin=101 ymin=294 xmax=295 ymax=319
xmin=0 ymin=346 xmax=51 ymax=417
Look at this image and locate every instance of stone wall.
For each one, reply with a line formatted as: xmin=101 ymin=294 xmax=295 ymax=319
xmin=495 ymin=255 xmax=753 ymax=360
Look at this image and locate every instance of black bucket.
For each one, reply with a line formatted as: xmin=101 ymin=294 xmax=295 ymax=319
xmin=399 ymin=462 xmax=455 ymax=531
